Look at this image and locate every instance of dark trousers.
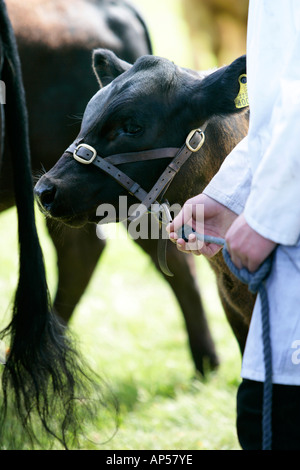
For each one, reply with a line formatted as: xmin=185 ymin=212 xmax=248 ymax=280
xmin=237 ymin=379 xmax=300 ymax=450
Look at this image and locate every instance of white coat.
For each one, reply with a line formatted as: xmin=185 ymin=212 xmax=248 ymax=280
xmin=203 ymin=0 xmax=300 ymax=385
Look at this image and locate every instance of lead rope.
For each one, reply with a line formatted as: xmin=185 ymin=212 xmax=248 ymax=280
xmin=179 ymin=225 xmax=273 ymax=450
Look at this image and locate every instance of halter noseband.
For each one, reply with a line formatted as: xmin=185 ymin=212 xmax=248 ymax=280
xmin=65 ymin=126 xmax=206 ymax=222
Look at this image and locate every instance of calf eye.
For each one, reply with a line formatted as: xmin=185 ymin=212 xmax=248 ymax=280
xmin=122 ymin=123 xmax=142 ymax=136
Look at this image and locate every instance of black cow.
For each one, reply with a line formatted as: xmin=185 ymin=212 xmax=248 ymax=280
xmin=0 ymin=0 xmax=219 ymax=376
xmin=35 ymin=50 xmax=255 ymax=353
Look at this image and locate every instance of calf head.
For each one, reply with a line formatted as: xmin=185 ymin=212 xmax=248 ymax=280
xmin=34 ymin=49 xmax=247 ymax=227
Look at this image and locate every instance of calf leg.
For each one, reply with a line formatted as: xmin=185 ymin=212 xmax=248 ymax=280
xmin=47 ymin=220 xmax=106 ymax=323
xmin=133 ymin=237 xmax=220 ymax=376
xmin=216 ymin=281 xmax=252 ymax=354
xmin=47 ymin=218 xmax=219 ymax=375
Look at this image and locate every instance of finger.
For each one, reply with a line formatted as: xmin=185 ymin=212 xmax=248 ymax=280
xmin=166 ymin=203 xmax=193 ymax=234
xmin=175 ymin=238 xmax=191 ymax=253
xmin=248 ymin=258 xmax=261 ymax=273
xmin=200 ymin=243 xmax=223 ymax=258
xmin=177 ymin=234 xmax=204 ymax=253
xmin=187 ymin=249 xmax=202 ymax=256
xmin=185 ymin=233 xmax=204 ymax=251
xmin=230 ymin=254 xmax=244 ymax=270
xmin=226 ymin=241 xmax=243 ymax=269
xmin=169 ymin=233 xmax=178 ymax=244
xmin=176 ymin=241 xmax=202 ymax=256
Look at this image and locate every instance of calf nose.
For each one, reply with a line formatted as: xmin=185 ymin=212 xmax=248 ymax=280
xmin=34 ymin=178 xmax=57 ymax=213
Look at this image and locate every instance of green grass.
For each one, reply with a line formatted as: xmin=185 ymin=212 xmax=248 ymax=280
xmin=77 ymin=226 xmax=242 ymax=451
xmin=0 ymin=0 xmax=242 ymax=451
xmin=0 ymin=208 xmax=242 ymax=450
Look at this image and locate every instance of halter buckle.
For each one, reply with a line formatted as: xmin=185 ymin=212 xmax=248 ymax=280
xmin=185 ymin=129 xmax=205 ymax=153
xmin=73 ymin=143 xmax=97 ymax=164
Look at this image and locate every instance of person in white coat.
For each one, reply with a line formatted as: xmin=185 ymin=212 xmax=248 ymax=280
xmin=167 ymin=0 xmax=300 ymax=450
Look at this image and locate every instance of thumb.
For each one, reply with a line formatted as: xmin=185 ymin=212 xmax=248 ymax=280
xmin=166 ymin=203 xmax=193 ymax=235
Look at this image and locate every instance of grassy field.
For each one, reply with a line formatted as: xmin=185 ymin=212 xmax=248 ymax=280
xmin=0 ymin=208 xmax=242 ymax=451
xmin=0 ymin=0 xmax=243 ymax=451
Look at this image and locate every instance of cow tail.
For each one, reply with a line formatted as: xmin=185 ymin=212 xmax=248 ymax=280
xmin=0 ymin=0 xmax=103 ymax=448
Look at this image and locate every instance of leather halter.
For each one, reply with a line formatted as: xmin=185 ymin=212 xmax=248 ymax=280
xmin=65 ymin=127 xmax=206 ymax=221
xmin=65 ymin=127 xmax=206 ymax=276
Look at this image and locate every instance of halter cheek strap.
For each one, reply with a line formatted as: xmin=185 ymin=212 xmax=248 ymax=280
xmin=64 ymin=127 xmax=206 ymax=276
xmin=65 ymin=127 xmax=206 ymax=222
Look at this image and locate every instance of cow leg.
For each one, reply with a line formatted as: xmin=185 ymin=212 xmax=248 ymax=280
xmin=47 ymin=220 xmax=106 ymax=323
xmin=217 ymin=286 xmax=251 ymax=355
xmin=132 ymin=237 xmax=220 ymax=375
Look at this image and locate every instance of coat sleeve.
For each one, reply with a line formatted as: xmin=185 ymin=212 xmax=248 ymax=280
xmin=243 ymin=31 xmax=300 ymax=246
xmin=203 ymin=135 xmax=252 ymax=215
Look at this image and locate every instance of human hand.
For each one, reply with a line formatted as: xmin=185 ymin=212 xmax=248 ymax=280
xmin=225 ymin=214 xmax=277 ymax=272
xmin=166 ymin=193 xmax=238 ymax=257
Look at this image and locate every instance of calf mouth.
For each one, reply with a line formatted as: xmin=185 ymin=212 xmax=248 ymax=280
xmin=34 ymin=190 xmax=89 ymax=228
xmin=52 ymin=213 xmax=89 ymax=228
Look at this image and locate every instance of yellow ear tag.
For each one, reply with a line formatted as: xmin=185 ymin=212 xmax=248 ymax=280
xmin=234 ymin=74 xmax=249 ymax=109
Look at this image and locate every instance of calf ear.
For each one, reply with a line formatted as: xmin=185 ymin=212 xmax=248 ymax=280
xmin=196 ymin=55 xmax=248 ymax=118
xmin=92 ymin=49 xmax=132 ymax=87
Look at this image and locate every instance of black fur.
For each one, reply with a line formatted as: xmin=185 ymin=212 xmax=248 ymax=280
xmin=199 ymin=55 xmax=247 ymax=117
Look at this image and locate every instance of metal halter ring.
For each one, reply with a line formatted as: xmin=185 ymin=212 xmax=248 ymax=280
xmin=73 ymin=143 xmax=97 ymax=164
xmin=185 ymin=129 xmax=205 ymax=153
